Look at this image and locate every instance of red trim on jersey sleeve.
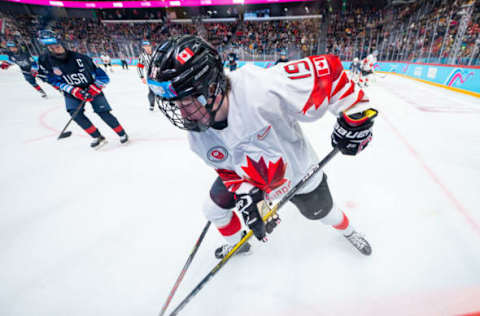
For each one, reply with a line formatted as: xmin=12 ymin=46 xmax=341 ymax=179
xmin=343 ymin=89 xmax=366 ymax=113
xmin=331 ymin=71 xmax=350 ymax=97
xmin=301 ymin=55 xmax=345 ymax=114
xmin=325 ymin=55 xmax=343 ymax=81
xmin=218 ymin=212 xmax=242 ymax=236
xmin=241 ymin=156 xmax=287 ymax=193
xmin=301 ymin=56 xmax=331 ymax=114
xmin=216 ymin=169 xmax=245 ymax=192
xmin=339 ymin=81 xmax=355 ymax=101
xmin=137 ymin=63 xmax=144 ymax=68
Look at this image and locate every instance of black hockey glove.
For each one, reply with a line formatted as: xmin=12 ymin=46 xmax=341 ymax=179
xmin=331 ymin=108 xmax=378 ymax=156
xmin=236 ymin=188 xmax=267 ymax=242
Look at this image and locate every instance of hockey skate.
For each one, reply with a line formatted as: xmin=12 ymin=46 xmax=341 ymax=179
xmin=40 ymin=91 xmax=47 ymax=98
xmin=215 ymin=232 xmax=252 ymax=259
xmin=90 ymin=135 xmax=108 ymax=150
xmin=344 ymin=231 xmax=372 ymax=256
xmin=215 ymin=241 xmax=251 ymax=259
xmin=119 ymin=133 xmax=129 ymax=144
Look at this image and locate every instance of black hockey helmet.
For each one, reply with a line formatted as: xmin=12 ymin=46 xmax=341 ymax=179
xmin=147 ymin=35 xmax=227 ymax=132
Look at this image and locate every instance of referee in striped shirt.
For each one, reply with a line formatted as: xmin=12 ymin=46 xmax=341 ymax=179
xmin=137 ymin=40 xmax=155 ymax=111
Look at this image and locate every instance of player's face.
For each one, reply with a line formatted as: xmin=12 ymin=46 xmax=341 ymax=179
xmin=144 ymin=45 xmax=152 ymax=55
xmin=8 ymin=46 xmax=18 ymax=53
xmin=175 ymin=95 xmax=210 ymax=126
xmin=48 ymin=44 xmax=65 ymax=55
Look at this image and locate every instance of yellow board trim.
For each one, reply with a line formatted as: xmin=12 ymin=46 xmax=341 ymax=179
xmin=377 ymin=71 xmax=480 ymax=98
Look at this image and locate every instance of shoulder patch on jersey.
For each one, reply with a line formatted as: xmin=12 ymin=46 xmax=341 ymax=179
xmin=301 ymin=55 xmax=333 ymax=114
xmin=207 ymin=146 xmax=228 ymax=162
xmin=53 ymin=67 xmax=62 ymax=76
xmin=310 ymin=56 xmax=330 ymax=78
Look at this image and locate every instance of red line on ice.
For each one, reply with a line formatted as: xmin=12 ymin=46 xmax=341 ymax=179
xmin=23 ymin=105 xmax=62 ymax=143
xmin=383 ymin=114 xmax=480 ymax=237
xmin=27 ymin=106 xmax=186 ymax=145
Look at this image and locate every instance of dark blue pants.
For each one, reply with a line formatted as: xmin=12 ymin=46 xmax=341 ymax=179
xmin=23 ymin=73 xmax=36 ymax=85
xmin=65 ymin=93 xmax=125 ymax=138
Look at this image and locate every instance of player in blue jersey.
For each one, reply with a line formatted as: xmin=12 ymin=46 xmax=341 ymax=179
xmin=274 ymin=50 xmax=289 ymax=65
xmin=1 ymin=41 xmax=48 ymax=98
xmin=36 ymin=30 xmax=128 ymax=149
xmin=226 ymin=52 xmax=238 ymax=72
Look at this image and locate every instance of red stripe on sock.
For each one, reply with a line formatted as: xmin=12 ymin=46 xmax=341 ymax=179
xmin=218 ymin=212 xmax=242 ymax=237
xmin=34 ymin=85 xmax=41 ymax=91
xmin=113 ymin=125 xmax=124 ymax=133
xmin=85 ymin=125 xmax=97 ymax=134
xmin=333 ymin=212 xmax=350 ymax=230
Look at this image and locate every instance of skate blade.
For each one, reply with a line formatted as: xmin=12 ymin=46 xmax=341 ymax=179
xmin=94 ymin=140 xmax=108 ymax=150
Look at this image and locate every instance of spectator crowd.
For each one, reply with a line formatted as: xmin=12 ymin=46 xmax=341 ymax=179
xmin=1 ymin=0 xmax=478 ymax=65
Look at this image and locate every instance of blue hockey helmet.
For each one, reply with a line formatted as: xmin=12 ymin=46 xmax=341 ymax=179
xmin=38 ymin=30 xmax=67 ymax=59
xmin=37 ymin=30 xmax=60 ymax=46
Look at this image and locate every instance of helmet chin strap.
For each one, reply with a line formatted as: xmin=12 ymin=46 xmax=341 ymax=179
xmin=205 ymin=74 xmax=228 ymax=127
xmin=207 ymin=93 xmax=226 ymax=126
xmin=185 ymin=91 xmax=226 ymax=132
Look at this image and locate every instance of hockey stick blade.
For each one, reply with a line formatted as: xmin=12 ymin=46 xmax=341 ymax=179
xmin=57 ymin=131 xmax=72 ymax=139
xmin=57 ymin=100 xmax=87 ymax=141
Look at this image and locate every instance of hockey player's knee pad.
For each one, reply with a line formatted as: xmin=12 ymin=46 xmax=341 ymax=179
xmin=209 ymin=177 xmax=236 ymax=209
xmin=290 ymin=173 xmax=333 ymax=220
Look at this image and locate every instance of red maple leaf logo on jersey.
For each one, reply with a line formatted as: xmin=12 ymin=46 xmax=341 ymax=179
xmin=216 ymin=169 xmax=245 ymax=192
xmin=241 ymin=156 xmax=287 ymax=193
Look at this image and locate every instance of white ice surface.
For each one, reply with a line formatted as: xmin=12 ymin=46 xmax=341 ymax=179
xmin=1 ymin=66 xmax=480 ymax=316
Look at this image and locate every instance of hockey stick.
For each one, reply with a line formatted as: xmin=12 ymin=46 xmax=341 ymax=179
xmin=158 ymin=221 xmax=211 ymax=316
xmin=168 ymin=147 xmax=341 ymax=316
xmin=57 ymin=99 xmax=87 ymax=140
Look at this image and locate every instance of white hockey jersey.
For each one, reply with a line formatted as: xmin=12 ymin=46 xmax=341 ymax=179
xmin=101 ymin=55 xmax=111 ymax=64
xmin=188 ymin=55 xmax=366 ymax=202
xmin=361 ymin=54 xmax=377 ymax=71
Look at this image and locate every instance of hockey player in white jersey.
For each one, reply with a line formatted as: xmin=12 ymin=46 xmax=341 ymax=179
xmin=147 ymin=35 xmax=376 ymax=258
xmin=350 ymin=57 xmax=361 ymax=83
xmin=359 ymin=50 xmax=378 ymax=87
xmin=101 ymin=54 xmax=113 ymax=73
